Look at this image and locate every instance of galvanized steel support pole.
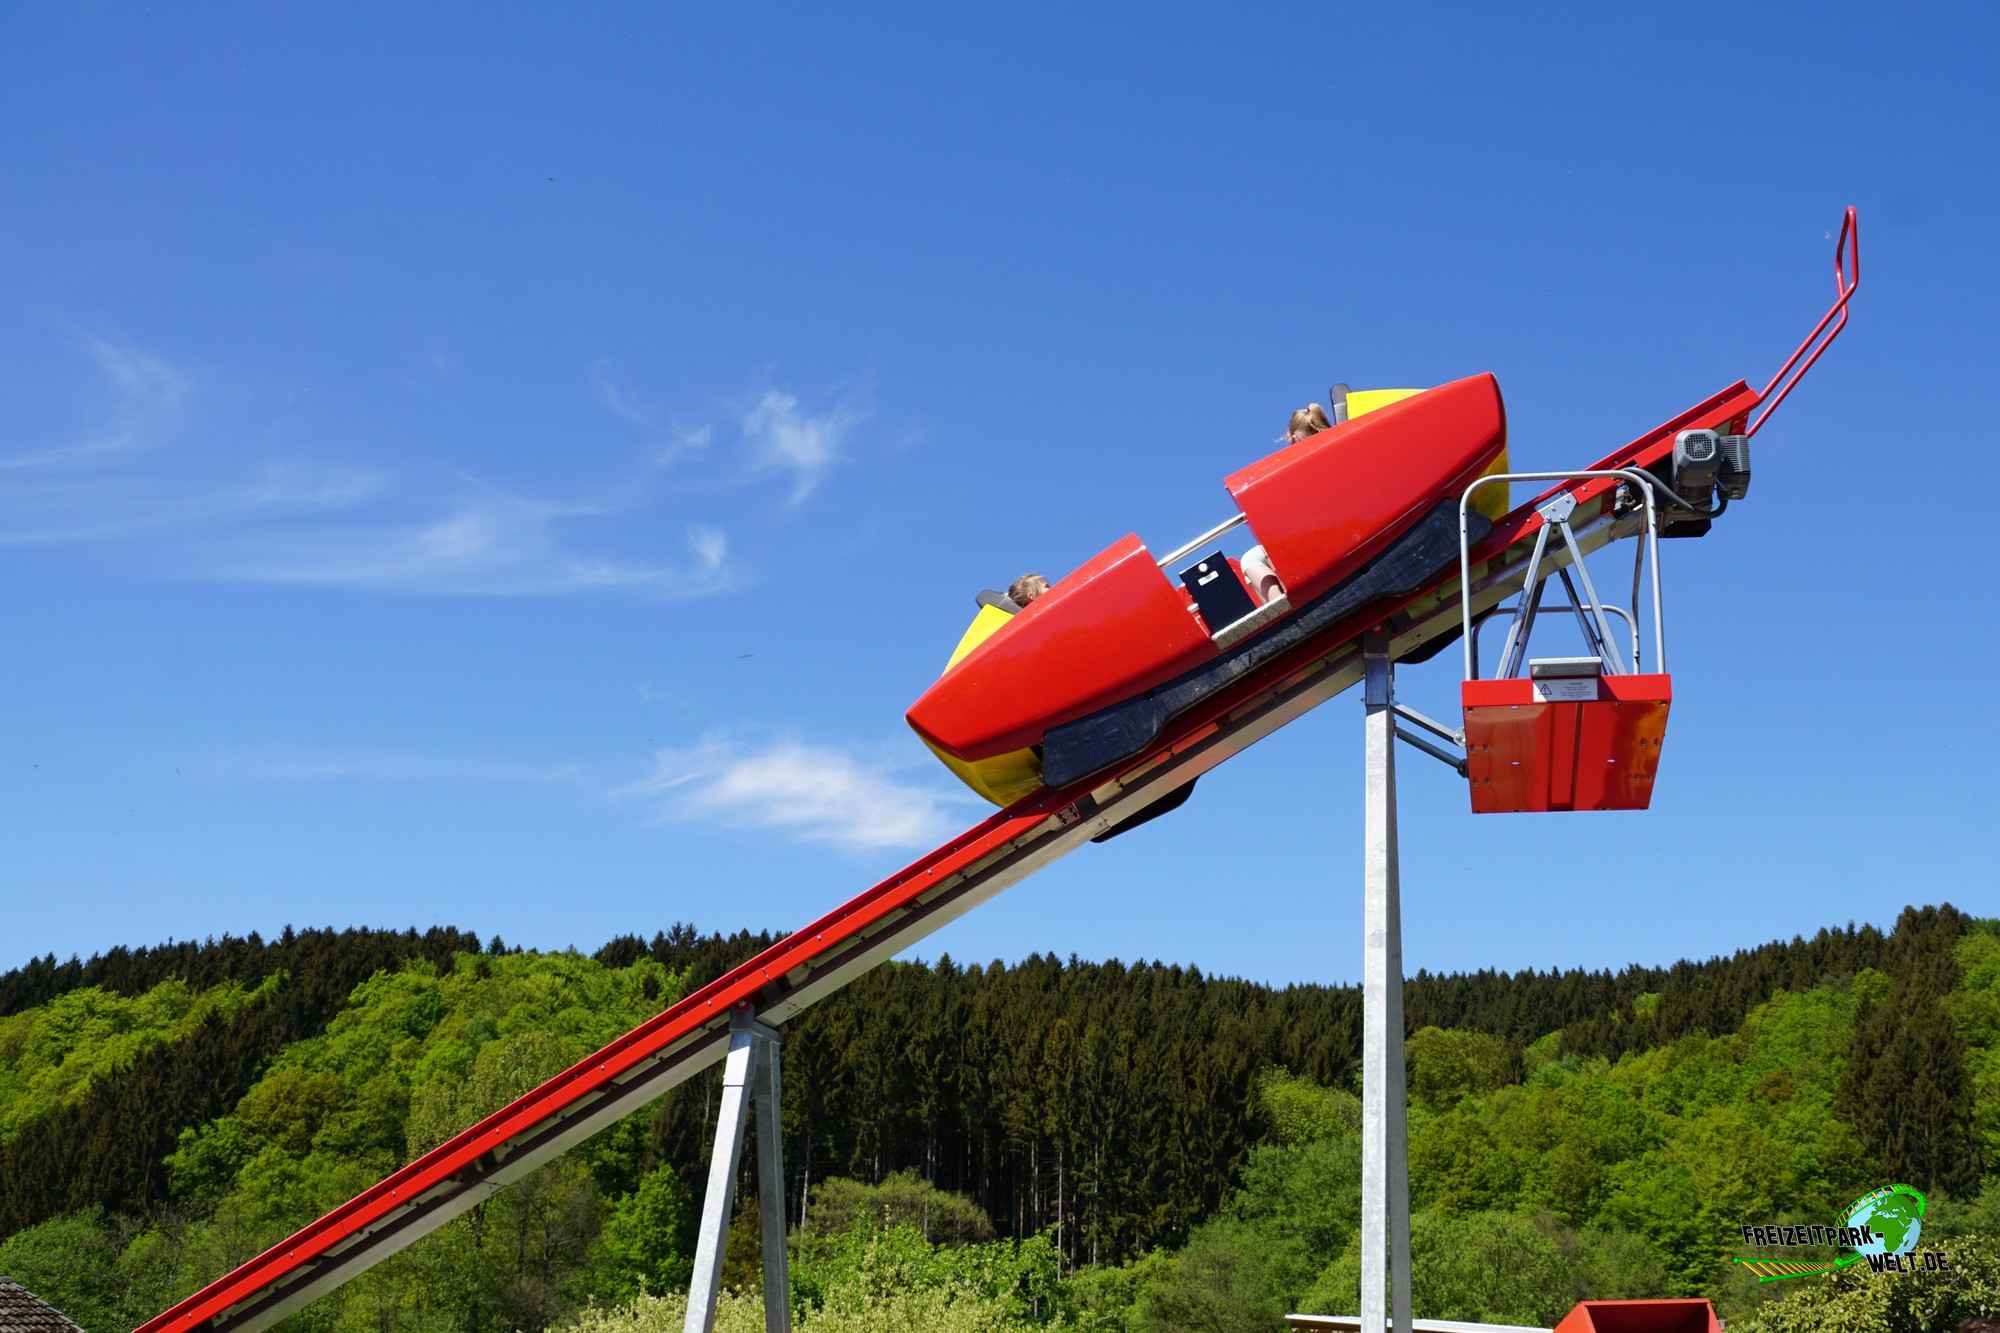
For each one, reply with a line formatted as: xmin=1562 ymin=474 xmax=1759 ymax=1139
xmin=1360 ymin=636 xmax=1413 ymax=1333
xmin=754 ymin=1036 xmax=792 ymax=1332
xmin=685 ymin=1010 xmax=791 ymax=1333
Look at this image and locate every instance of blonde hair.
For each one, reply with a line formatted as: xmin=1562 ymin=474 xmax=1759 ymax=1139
xmin=1008 ymin=573 xmax=1050 ymax=606
xmin=1286 ymin=403 xmax=1334 ymax=442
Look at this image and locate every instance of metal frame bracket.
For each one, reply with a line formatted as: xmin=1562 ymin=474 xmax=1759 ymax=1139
xmin=1391 ymin=704 xmax=1466 ymax=777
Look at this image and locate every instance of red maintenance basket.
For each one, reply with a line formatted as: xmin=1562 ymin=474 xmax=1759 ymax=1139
xmin=1451 ymin=209 xmax=1859 ymax=814
xmin=1463 ymin=666 xmax=1671 ymax=812
xmin=1553 ymin=1298 xmax=1722 ymax=1333
xmin=1458 ymin=471 xmax=1674 ymax=814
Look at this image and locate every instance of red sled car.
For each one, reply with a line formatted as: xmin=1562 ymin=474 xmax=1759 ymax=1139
xmin=907 ymin=373 xmax=1510 ymax=808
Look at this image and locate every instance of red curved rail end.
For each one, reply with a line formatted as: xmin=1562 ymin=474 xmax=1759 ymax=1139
xmin=1748 ymin=206 xmax=1859 ymax=438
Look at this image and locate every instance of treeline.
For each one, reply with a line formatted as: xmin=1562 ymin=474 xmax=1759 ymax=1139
xmin=0 ymin=908 xmax=1978 ymax=1265
xmin=605 ymin=908 xmax=1961 ymax=1068
xmin=0 ymin=924 xmax=484 ymax=1017
xmin=612 ymin=904 xmax=1980 ymax=1267
xmin=1554 ymin=903 xmax=1967 ymax=1059
xmin=9 ymin=907 xmax=1957 ymax=1066
xmin=0 ymin=926 xmax=484 ymax=1236
xmin=1 ymin=907 xmax=1993 ymax=1332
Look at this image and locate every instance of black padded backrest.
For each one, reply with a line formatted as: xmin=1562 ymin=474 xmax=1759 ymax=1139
xmin=976 ymin=589 xmax=1022 ymax=616
xmin=1179 ymin=551 xmax=1255 ymax=631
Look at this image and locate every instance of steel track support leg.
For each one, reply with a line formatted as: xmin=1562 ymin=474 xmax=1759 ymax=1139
xmin=684 ymin=1009 xmax=790 ymax=1333
xmin=1360 ymin=637 xmax=1412 ymax=1333
xmin=755 ymin=1035 xmax=792 ymax=1332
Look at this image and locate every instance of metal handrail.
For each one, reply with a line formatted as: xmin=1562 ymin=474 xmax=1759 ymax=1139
xmin=1473 ymin=602 xmax=1639 ymax=678
xmin=1459 ymin=470 xmax=1663 ymax=681
xmin=1156 ymin=511 xmax=1249 ymax=569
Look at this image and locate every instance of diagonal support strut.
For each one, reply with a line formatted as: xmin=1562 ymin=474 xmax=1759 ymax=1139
xmin=685 ymin=1008 xmax=791 ymax=1333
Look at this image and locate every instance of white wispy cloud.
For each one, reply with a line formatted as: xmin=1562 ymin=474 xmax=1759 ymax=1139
xmin=597 ymin=374 xmax=660 ymax=431
xmin=596 ymin=367 xmax=712 ymax=466
xmin=688 ymin=524 xmax=727 ymax=573
xmin=1 ymin=341 xmax=382 ymax=545
xmin=622 ymin=735 xmax=970 ymax=852
xmin=220 ymin=748 xmax=584 ymax=784
xmin=5 ymin=341 xmax=769 ymax=600
xmin=663 ymin=424 xmax=712 ymax=464
xmin=205 ymin=490 xmax=731 ymax=598
xmin=1 ymin=337 xmax=191 ymax=471
xmin=742 ymin=390 xmax=853 ymax=503
xmin=0 ymin=460 xmax=383 ymax=546
xmin=594 ymin=372 xmax=854 ymax=502
xmin=237 ymin=461 xmax=386 ymax=510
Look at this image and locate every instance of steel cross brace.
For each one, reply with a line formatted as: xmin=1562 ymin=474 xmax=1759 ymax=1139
xmin=1391 ymin=702 xmax=1466 ymax=777
xmin=1495 ymin=491 xmax=1625 ymax=680
xmin=684 ymin=1008 xmax=791 ymax=1333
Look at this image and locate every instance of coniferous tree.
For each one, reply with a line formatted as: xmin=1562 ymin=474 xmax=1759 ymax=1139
xmin=1839 ymin=950 xmax=1980 ymax=1196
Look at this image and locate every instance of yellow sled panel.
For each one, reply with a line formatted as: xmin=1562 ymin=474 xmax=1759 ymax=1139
xmin=931 ymin=601 xmax=1045 ymax=807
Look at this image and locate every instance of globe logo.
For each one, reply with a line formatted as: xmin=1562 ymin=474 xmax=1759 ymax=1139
xmin=1730 ymin=1183 xmax=1941 ymax=1281
xmin=1844 ymin=1184 xmax=1925 ymax=1259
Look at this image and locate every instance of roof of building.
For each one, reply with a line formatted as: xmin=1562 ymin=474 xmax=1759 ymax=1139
xmin=0 ymin=1280 xmax=84 ymax=1333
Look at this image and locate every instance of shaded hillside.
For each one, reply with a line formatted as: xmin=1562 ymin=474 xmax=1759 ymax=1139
xmin=0 ymin=927 xmax=484 ymax=1235
xmin=0 ymin=906 xmax=1991 ymax=1333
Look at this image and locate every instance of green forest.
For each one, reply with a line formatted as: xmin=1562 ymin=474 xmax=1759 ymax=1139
xmin=2 ymin=905 xmax=1997 ymax=1332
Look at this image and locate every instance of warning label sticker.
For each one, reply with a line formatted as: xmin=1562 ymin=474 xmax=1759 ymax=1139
xmin=1533 ymin=678 xmax=1600 ymax=703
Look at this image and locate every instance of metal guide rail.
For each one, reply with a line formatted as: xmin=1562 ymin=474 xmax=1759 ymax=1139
xmin=132 ymin=374 xmax=1762 ymax=1333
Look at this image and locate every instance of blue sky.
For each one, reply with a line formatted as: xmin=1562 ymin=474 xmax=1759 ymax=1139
xmin=2 ymin=2 xmax=1994 ymax=987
